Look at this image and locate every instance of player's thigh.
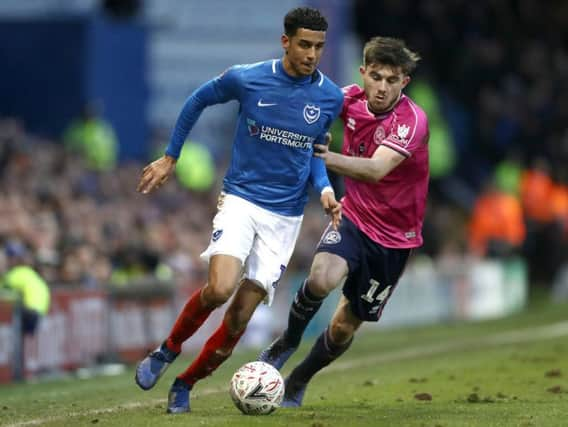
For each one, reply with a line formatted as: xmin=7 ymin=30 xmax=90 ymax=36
xmin=200 ymin=194 xmax=257 ymax=265
xmin=243 ymin=209 xmax=303 ymax=306
xmin=224 ymin=279 xmax=267 ymax=334
xmin=312 ymin=217 xmax=363 ymax=295
xmin=204 ymin=254 xmax=244 ymax=303
xmin=343 ymin=243 xmax=411 ymax=322
xmin=328 ymin=295 xmax=363 ymax=344
xmin=307 ymin=251 xmax=349 ymax=296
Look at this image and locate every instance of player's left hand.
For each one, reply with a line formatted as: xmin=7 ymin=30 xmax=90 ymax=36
xmin=314 ymin=143 xmax=332 ymax=162
xmin=320 ymin=191 xmax=342 ymax=230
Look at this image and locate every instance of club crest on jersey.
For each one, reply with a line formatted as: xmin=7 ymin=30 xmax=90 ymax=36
xmin=247 ymin=118 xmax=260 ymax=136
xmin=347 ymin=117 xmax=356 ymax=131
xmin=212 ymin=229 xmax=223 ymax=242
xmin=322 ymin=230 xmax=341 ymax=245
xmin=303 ymin=104 xmax=320 ymax=124
xmin=397 ymin=124 xmax=410 ymax=139
xmin=373 ymin=126 xmax=385 ymax=144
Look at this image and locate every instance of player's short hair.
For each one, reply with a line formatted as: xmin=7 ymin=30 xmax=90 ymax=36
xmin=363 ymin=37 xmax=421 ymax=75
xmin=284 ymin=7 xmax=328 ymax=37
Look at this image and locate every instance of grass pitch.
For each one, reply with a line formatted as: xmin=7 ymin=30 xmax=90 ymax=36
xmin=1 ymin=299 xmax=567 ymax=427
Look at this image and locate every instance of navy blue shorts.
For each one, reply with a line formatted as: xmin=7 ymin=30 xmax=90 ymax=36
xmin=316 ymin=216 xmax=411 ymax=321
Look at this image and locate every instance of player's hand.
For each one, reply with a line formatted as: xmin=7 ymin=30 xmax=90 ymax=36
xmin=313 ymin=143 xmax=331 ymax=161
xmin=137 ymin=155 xmax=177 ymax=194
xmin=320 ymin=191 xmax=342 ymax=230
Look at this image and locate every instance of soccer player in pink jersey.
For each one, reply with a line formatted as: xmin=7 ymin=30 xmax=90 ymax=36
xmin=258 ymin=36 xmax=429 ymax=406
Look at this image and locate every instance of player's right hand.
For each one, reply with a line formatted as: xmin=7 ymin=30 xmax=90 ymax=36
xmin=137 ymin=155 xmax=177 ymax=194
xmin=320 ymin=191 xmax=342 ymax=230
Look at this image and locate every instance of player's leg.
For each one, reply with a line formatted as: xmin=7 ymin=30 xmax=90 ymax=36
xmin=283 ymin=239 xmax=412 ymax=407
xmin=136 ymin=194 xmax=255 ymax=391
xmin=167 ymin=199 xmax=301 ymax=413
xmin=258 ymin=252 xmax=348 ymax=368
xmin=167 ymin=280 xmax=266 ymax=413
xmin=167 ymin=254 xmax=243 ymax=352
xmin=136 ymin=255 xmax=243 ymax=391
xmin=282 ymin=296 xmax=362 ymax=407
xmin=285 ymin=251 xmax=348 ymax=346
xmin=259 ymin=218 xmax=360 ymax=369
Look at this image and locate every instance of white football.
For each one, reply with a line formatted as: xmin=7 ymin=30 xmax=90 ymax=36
xmin=229 ymin=361 xmax=285 ymax=415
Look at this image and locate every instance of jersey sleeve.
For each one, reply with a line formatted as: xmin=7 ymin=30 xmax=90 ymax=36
xmin=381 ymin=100 xmax=429 ymax=158
xmin=165 ymin=66 xmax=243 ymax=159
xmin=309 ymin=133 xmax=332 ymax=194
xmin=309 ymin=89 xmax=343 ymax=194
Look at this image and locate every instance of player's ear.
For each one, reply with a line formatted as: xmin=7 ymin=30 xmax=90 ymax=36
xmin=401 ymin=75 xmax=411 ymax=89
xmin=359 ymin=65 xmax=366 ymax=77
xmin=281 ymin=34 xmax=290 ymax=52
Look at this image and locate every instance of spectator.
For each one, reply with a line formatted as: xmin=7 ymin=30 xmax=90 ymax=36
xmin=468 ymin=179 xmax=525 ymax=258
xmin=63 ymin=102 xmax=118 ymax=172
xmin=1 ymin=241 xmax=50 ymax=335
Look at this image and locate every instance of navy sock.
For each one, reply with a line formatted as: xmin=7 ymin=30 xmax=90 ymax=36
xmin=289 ymin=328 xmax=353 ymax=384
xmin=284 ymin=280 xmax=324 ymax=347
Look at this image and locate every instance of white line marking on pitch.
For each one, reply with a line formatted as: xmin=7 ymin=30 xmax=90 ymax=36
xmin=6 ymin=320 xmax=568 ymax=427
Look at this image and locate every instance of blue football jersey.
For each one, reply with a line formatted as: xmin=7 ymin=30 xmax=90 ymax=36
xmin=166 ymin=59 xmax=344 ymax=216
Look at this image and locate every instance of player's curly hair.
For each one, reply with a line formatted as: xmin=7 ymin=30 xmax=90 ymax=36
xmin=284 ymin=7 xmax=328 ymax=37
xmin=363 ymin=37 xmax=421 ymax=75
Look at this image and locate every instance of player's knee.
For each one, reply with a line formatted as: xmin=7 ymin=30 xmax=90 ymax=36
xmin=307 ymin=270 xmax=335 ymax=298
xmin=202 ymin=283 xmax=234 ymax=307
xmin=328 ymin=319 xmax=355 ymax=345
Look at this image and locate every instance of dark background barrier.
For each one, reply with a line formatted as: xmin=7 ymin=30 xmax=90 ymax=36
xmin=0 ymin=16 xmax=148 ymax=160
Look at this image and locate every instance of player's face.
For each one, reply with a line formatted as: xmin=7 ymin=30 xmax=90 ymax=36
xmin=360 ymin=63 xmax=410 ymax=114
xmin=281 ymin=28 xmax=326 ymax=77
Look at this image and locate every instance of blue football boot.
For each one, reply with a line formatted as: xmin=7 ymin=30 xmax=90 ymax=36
xmin=281 ymin=376 xmax=307 ymax=408
xmin=135 ymin=342 xmax=179 ymax=390
xmin=257 ymin=335 xmax=298 ymax=370
xmin=167 ymin=378 xmax=192 ymax=413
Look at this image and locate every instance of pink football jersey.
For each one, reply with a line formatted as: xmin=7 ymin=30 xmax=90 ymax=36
xmin=340 ymin=84 xmax=429 ymax=248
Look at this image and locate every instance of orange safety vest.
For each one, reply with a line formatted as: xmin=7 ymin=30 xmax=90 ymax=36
xmin=469 ymin=191 xmax=526 ymax=256
xmin=520 ymin=169 xmax=554 ymax=223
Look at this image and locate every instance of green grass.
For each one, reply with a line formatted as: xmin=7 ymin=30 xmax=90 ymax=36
xmin=1 ymin=300 xmax=567 ymax=427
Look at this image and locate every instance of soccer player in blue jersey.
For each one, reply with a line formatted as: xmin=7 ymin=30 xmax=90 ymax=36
xmin=134 ymin=7 xmax=343 ymax=414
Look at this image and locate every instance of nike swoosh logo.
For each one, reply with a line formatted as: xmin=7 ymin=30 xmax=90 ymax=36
xmin=257 ymin=100 xmax=278 ymax=107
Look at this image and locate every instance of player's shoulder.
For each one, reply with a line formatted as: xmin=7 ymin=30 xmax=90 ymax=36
xmin=341 ymin=83 xmax=365 ymax=99
xmin=309 ymin=70 xmax=343 ymax=114
xmin=228 ymin=60 xmax=275 ymax=79
xmin=395 ymin=94 xmax=429 ymax=126
xmin=314 ymin=70 xmax=343 ymax=99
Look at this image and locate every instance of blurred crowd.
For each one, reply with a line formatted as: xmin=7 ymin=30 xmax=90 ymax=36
xmin=0 ymin=118 xmax=330 ymax=292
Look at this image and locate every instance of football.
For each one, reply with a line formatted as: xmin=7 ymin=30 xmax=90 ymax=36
xmin=229 ymin=361 xmax=285 ymax=415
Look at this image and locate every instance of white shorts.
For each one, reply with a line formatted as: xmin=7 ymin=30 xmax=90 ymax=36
xmin=200 ymin=193 xmax=303 ymax=305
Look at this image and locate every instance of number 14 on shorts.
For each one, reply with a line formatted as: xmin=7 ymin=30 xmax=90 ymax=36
xmin=361 ymin=279 xmax=391 ymax=304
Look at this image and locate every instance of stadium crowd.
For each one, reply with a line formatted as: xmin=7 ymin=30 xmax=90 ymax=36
xmin=0 ymin=117 xmax=330 ymax=292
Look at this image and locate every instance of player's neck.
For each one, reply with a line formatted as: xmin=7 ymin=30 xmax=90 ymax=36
xmin=280 ymin=57 xmax=312 ymax=81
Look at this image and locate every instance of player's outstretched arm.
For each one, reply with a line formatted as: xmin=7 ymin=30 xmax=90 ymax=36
xmin=137 ymin=155 xmax=177 ymax=194
xmin=314 ymin=143 xmax=405 ymax=183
